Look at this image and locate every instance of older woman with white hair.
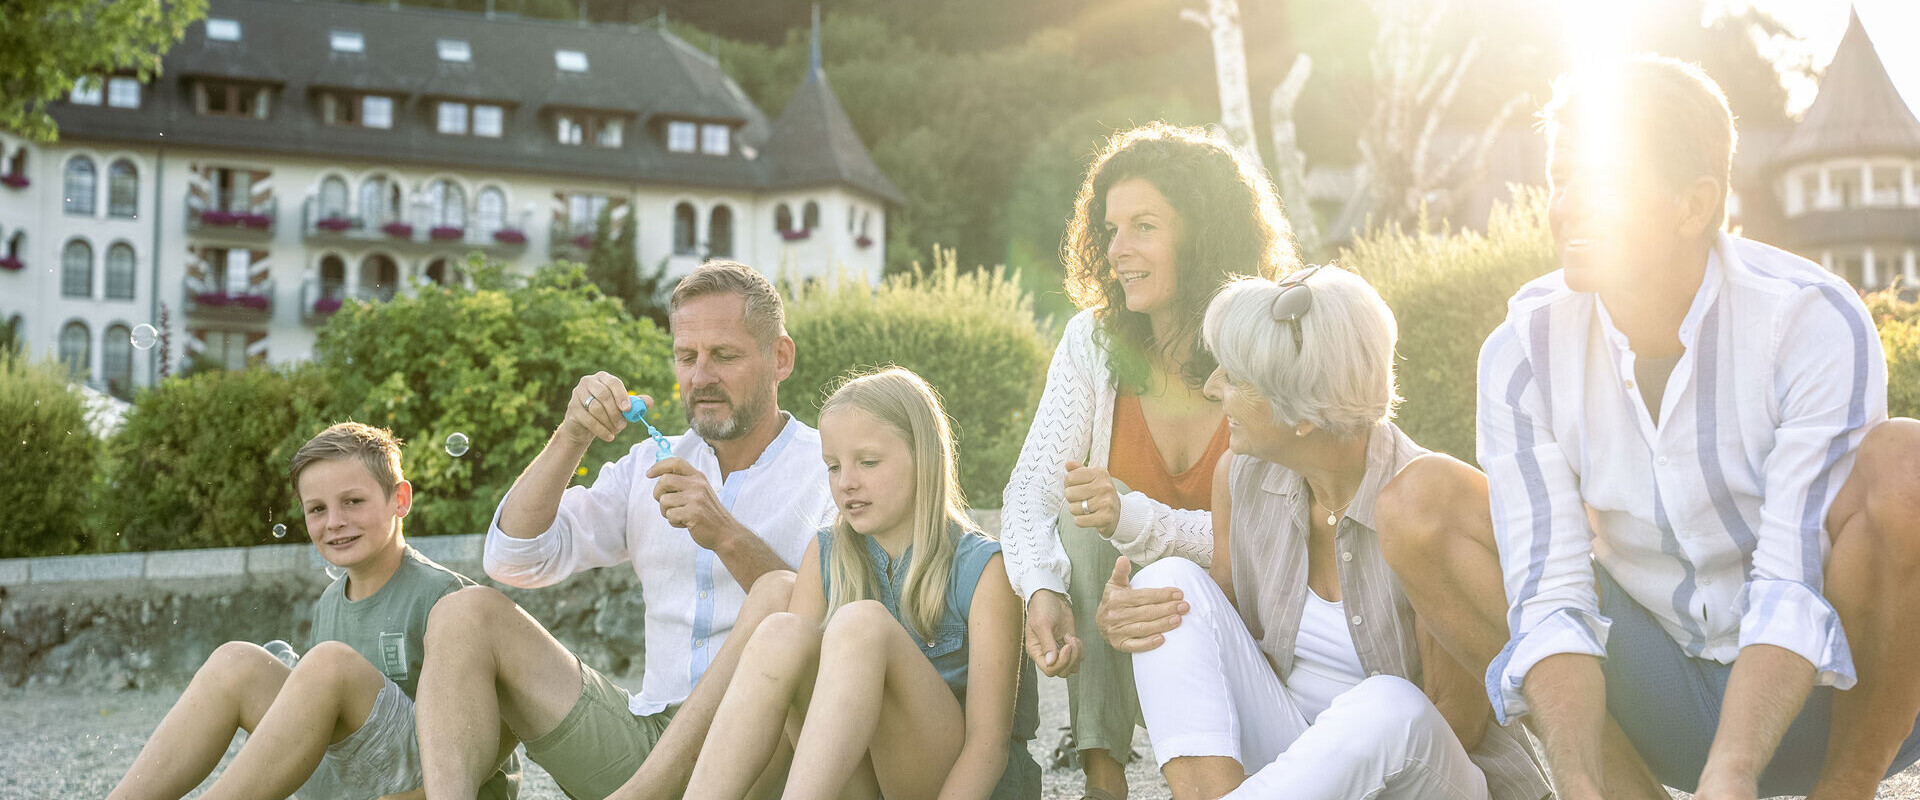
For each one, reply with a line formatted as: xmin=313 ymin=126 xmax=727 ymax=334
xmin=1093 ymin=267 xmax=1549 ymax=800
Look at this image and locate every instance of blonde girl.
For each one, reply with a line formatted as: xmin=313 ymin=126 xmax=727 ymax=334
xmin=682 ymin=367 xmax=1040 ymax=800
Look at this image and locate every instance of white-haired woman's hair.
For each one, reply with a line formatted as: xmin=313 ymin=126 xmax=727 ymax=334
xmin=1201 ymin=267 xmax=1401 ymax=438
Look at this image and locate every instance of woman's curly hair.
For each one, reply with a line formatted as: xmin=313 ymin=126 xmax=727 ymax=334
xmin=1062 ymin=122 xmax=1299 ymax=392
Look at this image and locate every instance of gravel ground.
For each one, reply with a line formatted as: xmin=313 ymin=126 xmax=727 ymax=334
xmin=3 ymin=676 xmax=1915 ymax=799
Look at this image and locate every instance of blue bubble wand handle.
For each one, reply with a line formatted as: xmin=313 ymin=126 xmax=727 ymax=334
xmin=624 ymin=395 xmax=674 ymax=462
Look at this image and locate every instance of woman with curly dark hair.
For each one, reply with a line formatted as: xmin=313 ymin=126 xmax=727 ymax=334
xmin=1000 ymin=121 xmax=1298 ymax=800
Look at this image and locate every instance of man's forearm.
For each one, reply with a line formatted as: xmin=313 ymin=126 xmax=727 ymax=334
xmin=1698 ymin=644 xmax=1815 ymax=793
xmin=1524 ymin=653 xmax=1610 ymax=800
xmin=498 ymin=425 xmax=592 ymax=538
xmin=712 ymin=522 xmax=794 ymax=587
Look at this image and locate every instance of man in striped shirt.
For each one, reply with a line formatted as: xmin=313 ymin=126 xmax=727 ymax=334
xmin=1377 ymin=56 xmax=1920 ymax=800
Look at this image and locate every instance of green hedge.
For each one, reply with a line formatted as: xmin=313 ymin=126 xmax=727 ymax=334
xmin=0 ymin=353 xmax=100 ymax=556
xmin=1342 ymin=188 xmax=1556 ymax=463
xmin=106 ymin=364 xmax=332 ymax=551
xmin=1865 ymin=287 xmax=1920 ymax=420
xmin=784 ymin=250 xmax=1058 ymax=507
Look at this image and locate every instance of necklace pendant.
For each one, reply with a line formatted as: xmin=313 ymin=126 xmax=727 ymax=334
xmin=1326 ymin=512 xmax=1338 ymax=526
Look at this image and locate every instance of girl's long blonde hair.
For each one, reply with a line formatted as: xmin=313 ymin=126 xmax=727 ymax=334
xmin=819 ymin=367 xmax=977 ymax=640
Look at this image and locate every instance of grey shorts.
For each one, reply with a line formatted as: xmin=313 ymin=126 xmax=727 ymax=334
xmin=295 ymin=676 xmax=421 ymax=800
xmin=1596 ymin=565 xmax=1920 ymax=795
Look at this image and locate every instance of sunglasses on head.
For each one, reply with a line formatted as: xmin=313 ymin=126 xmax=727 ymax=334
xmin=1268 ymin=265 xmax=1323 ymax=352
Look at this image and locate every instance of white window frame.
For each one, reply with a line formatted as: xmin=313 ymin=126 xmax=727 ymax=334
xmin=473 ymin=104 xmax=503 ymax=138
xmin=700 ymin=124 xmax=729 ymax=156
xmin=667 ymin=121 xmax=697 ymax=153
xmin=437 ymin=38 xmax=471 ymax=62
xmin=330 ymin=30 xmax=364 ymax=53
xmin=107 ymin=77 xmax=141 ymax=109
xmin=361 ymin=95 xmax=393 ymax=129
xmin=597 ymin=118 xmax=623 ymax=148
xmin=70 ymin=77 xmax=103 ymax=106
xmin=555 ymin=50 xmax=588 ymax=72
xmin=556 ymin=114 xmax=583 ymax=145
xmin=437 ymin=101 xmax=469 ymax=135
xmin=206 ymin=18 xmax=241 ymax=41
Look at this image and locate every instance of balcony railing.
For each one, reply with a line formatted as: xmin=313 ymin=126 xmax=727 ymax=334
xmin=303 ymin=196 xmax=530 ymax=253
xmin=548 ymin=218 xmax=598 ymax=258
xmin=187 ymin=193 xmax=278 ymax=238
xmin=300 ymin=279 xmax=395 ymax=324
xmin=184 ymin=277 xmax=276 ymax=321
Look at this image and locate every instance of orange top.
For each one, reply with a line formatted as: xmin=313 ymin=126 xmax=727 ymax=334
xmin=1107 ymin=393 xmax=1231 ymax=512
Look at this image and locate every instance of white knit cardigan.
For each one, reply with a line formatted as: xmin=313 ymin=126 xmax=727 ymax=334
xmin=1000 ymin=310 xmax=1215 ymax=602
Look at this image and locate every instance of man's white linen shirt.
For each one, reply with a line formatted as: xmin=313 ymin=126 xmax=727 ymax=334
xmin=484 ymin=414 xmax=835 ymax=717
xmin=1478 ymin=232 xmax=1887 ymax=724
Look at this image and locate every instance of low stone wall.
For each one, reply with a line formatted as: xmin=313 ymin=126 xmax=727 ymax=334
xmin=0 ymin=535 xmax=646 ymax=690
xmin=0 ymin=511 xmax=1001 ymax=690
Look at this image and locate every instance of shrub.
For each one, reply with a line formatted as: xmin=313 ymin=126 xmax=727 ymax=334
xmin=310 ymin=258 xmax=676 ymax=536
xmin=0 ymin=353 xmax=100 ymax=556
xmin=105 ymin=364 xmax=331 ymax=551
xmin=1865 ymin=286 xmax=1920 ymax=421
xmin=1340 ymin=188 xmax=1556 ymax=463
xmin=784 ymin=249 xmax=1058 ymax=506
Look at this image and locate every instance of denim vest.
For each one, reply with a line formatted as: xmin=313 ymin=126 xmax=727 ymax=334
xmin=818 ymin=524 xmax=1041 ymax=799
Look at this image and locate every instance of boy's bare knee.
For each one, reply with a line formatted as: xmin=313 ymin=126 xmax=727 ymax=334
xmin=1859 ymin=419 xmax=1920 ymax=525
xmin=427 ymin=585 xmax=514 ymax=640
xmin=202 ymin=641 xmax=284 ymax=685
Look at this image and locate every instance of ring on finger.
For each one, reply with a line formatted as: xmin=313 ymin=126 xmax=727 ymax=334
xmin=1080 ymin=499 xmax=1090 ymax=514
xmin=582 ymin=395 xmax=595 ymax=409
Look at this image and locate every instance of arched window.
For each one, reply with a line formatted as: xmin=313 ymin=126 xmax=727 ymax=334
xmin=108 ymin=160 xmax=138 ymax=218
xmin=318 ymin=176 xmax=350 ymax=221
xmin=62 ymin=240 xmax=93 ymax=298
xmin=106 ymin=243 xmax=136 ymax=300
xmin=673 ymin=202 xmax=697 ymax=255
xmin=774 ymin=203 xmax=793 ymax=233
xmin=708 ymin=205 xmax=734 ymax=259
xmin=475 ymin=187 xmax=506 ymax=235
xmin=359 ymin=176 xmax=400 ymax=225
xmin=103 ymin=324 xmax=133 ymax=399
xmin=802 ymin=200 xmax=820 ymax=232
xmin=361 ymin=254 xmax=399 ymax=302
xmin=860 ymin=211 xmax=871 ymax=237
xmin=6 ymin=148 xmax=24 ymax=177
xmin=319 ymin=255 xmax=346 ymax=301
xmin=59 ymin=321 xmax=90 ymax=380
xmin=425 ymin=258 xmax=464 ymax=287
xmin=7 ymin=230 xmax=25 ymax=260
xmin=64 ymin=157 xmax=96 ymax=215
xmin=428 ymin=179 xmax=466 ymax=229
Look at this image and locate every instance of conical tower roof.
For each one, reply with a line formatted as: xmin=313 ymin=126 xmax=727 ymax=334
xmin=761 ymin=7 xmax=905 ymax=205
xmin=1770 ymin=8 xmax=1920 ymax=167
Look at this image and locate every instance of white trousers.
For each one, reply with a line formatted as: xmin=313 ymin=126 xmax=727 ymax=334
xmin=1131 ymin=558 xmax=1489 ymax=800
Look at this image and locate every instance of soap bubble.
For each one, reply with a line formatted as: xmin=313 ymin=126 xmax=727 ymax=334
xmin=262 ymin=639 xmax=300 ymax=669
xmin=271 ymin=523 xmax=288 ymax=539
xmin=130 ymin=324 xmax=159 ymax=350
xmin=445 ymin=432 xmax=470 ymax=457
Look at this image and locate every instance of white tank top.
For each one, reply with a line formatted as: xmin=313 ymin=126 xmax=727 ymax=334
xmin=1286 ymin=589 xmax=1368 ymax=723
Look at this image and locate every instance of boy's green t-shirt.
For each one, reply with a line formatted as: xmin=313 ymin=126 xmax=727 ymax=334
xmin=309 ymin=544 xmax=520 ymax=799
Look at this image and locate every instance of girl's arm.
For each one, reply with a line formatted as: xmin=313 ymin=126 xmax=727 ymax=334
xmin=790 ymin=537 xmax=828 ymax=625
xmin=937 ymin=554 xmax=1020 ymax=800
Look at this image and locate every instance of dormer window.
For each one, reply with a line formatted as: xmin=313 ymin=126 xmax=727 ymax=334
xmin=700 ymin=124 xmax=729 ymax=156
xmin=322 ymin=92 xmax=393 ymax=129
xmin=555 ymin=50 xmax=588 ymax=73
xmin=666 ymin=121 xmax=697 ymax=153
xmin=70 ymin=77 xmax=104 ymax=105
xmin=197 ymin=80 xmax=270 ymax=119
xmin=438 ymin=101 xmax=504 ymax=138
xmin=557 ymin=113 xmax=623 ymax=148
xmin=438 ymin=39 xmax=471 ymax=62
xmin=107 ymin=77 xmax=141 ymax=108
xmin=330 ymin=30 xmax=364 ymax=53
xmin=206 ymin=18 xmax=241 ymax=41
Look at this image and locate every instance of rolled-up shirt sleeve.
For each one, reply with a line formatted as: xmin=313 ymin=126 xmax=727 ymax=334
xmin=1737 ymin=283 xmax=1885 ymax=688
xmin=484 ymin=444 xmax=648 ymax=588
xmin=1477 ymin=315 xmax=1610 ymax=725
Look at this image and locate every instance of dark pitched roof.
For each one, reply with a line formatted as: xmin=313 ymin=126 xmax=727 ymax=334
xmin=1770 ymin=8 xmax=1920 ymax=167
xmin=45 ymin=0 xmax=894 ymax=200
xmin=762 ymin=70 xmax=905 ymax=204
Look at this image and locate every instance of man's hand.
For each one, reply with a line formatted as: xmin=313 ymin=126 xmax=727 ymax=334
xmin=1023 ymin=588 xmax=1082 ymax=677
xmin=1096 ymin=556 xmax=1186 ymax=653
xmin=564 ymin=372 xmax=645 ymax=445
xmin=1064 ymin=460 xmax=1122 ymax=538
xmin=648 ymin=457 xmax=736 ymax=551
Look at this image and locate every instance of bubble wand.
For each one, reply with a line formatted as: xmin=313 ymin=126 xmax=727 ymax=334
xmin=624 ymin=394 xmax=674 ymax=462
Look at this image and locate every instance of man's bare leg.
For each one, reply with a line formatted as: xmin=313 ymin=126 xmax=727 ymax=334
xmin=609 ymin=570 xmax=795 ymax=800
xmin=1377 ymin=453 xmax=1665 ymax=800
xmin=107 ymin=642 xmax=290 ymax=800
xmin=1812 ymin=419 xmax=1920 ymax=800
xmin=418 ymin=586 xmax=582 ymax=799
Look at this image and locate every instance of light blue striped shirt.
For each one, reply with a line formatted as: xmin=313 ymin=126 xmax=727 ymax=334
xmin=1478 ymin=232 xmax=1887 ymax=724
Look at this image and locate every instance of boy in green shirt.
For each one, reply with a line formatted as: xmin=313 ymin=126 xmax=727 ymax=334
xmin=107 ymin=422 xmax=517 ymax=800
